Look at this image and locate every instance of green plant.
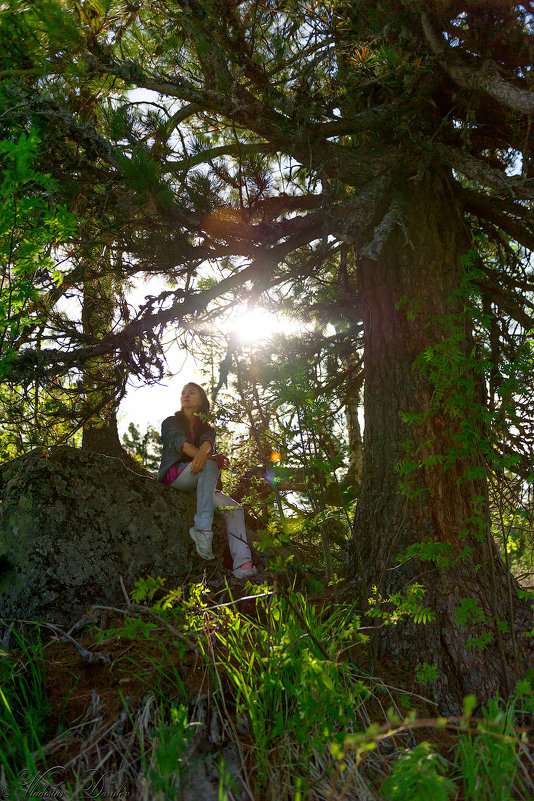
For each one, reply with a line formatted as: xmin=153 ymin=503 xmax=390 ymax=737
xmin=455 ymin=696 xmax=530 ymax=801
xmin=146 ymin=703 xmax=196 ymax=799
xmin=201 ymin=585 xmax=369 ymax=800
xmin=0 ymin=130 xmax=76 ymax=369
xmin=86 ymin=574 xmax=534 ymax=801
xmin=381 ymin=741 xmax=456 ymax=801
xmin=367 ymin=583 xmax=436 ymax=626
xmin=0 ymin=627 xmax=48 ymax=784
xmin=415 ymin=662 xmax=439 ymax=685
xmin=391 ymin=244 xmax=534 ymax=666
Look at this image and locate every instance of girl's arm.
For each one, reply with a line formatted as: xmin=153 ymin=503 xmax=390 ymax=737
xmin=182 ymin=440 xmax=212 ymax=459
xmin=183 ymin=440 xmax=229 ymax=472
xmin=186 ymin=440 xmax=213 ymax=474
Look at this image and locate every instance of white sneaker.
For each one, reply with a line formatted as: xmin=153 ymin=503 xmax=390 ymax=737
xmin=232 ymin=564 xmax=257 ymax=579
xmin=189 ymin=527 xmax=215 ymax=560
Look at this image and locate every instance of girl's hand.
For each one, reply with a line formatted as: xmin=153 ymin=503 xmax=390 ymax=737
xmin=214 ymin=453 xmax=230 ymax=470
xmin=191 ymin=441 xmax=213 ymax=474
xmin=191 ymin=451 xmax=208 ymax=474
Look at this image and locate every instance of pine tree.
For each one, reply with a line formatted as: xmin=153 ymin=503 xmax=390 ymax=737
xmin=3 ymin=0 xmax=534 ymax=709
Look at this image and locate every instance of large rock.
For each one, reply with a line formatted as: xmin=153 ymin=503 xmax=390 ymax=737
xmin=0 ymin=446 xmax=227 ymax=627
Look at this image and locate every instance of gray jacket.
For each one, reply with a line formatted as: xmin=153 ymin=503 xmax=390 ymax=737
xmin=157 ymin=415 xmax=216 ymax=482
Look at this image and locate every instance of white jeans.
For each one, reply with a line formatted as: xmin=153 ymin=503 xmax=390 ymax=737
xmin=169 ymin=460 xmax=252 ymax=569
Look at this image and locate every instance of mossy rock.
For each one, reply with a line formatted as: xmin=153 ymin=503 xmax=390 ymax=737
xmin=0 ymin=446 xmax=227 ymax=627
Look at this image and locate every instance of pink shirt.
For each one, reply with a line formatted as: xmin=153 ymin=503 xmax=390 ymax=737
xmin=162 ymin=421 xmax=196 ymax=484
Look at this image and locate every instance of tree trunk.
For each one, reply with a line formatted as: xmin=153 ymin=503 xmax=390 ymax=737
xmin=350 ymin=173 xmax=533 ymax=713
xmin=80 ymin=260 xmax=143 ymax=471
xmin=344 ymin=383 xmax=362 ymax=494
xmin=81 ymin=410 xmax=124 ymax=457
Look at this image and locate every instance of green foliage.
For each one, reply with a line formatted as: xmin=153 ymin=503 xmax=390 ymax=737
xmin=393 ymin=240 xmax=534 ymax=645
xmin=415 ymin=662 xmax=439 ymax=685
xmin=0 ymin=130 xmax=76 ymax=376
xmin=0 ymin=377 xmax=84 ymax=457
xmin=368 ymin=583 xmax=436 ymax=626
xmin=0 ymin=628 xmax=48 ymax=782
xmin=395 ymin=244 xmax=533 ymax=504
xmin=130 ymin=574 xmax=168 ymax=604
xmin=396 ymin=541 xmax=454 ymax=570
xmin=201 ymin=586 xmax=369 ymax=798
xmin=122 ymin=421 xmax=162 ymax=471
xmin=463 ymin=694 xmax=478 ymax=717
xmin=455 ymin=696 xmax=530 ymax=801
xmin=111 ymin=577 xmax=373 ymax=798
xmin=0 ymin=129 xmax=86 ymax=452
xmin=466 ymin=632 xmax=495 ymax=651
xmin=455 ymin=597 xmax=487 ymax=626
xmin=381 ymin=742 xmax=456 ymax=801
xmin=146 ymin=703 xmax=198 ymax=799
xmin=2 ymin=585 xmax=532 ymax=801
xmin=395 ymin=295 xmax=425 ymax=322
xmin=129 ymin=574 xmax=184 ymax=611
xmin=512 ymin=678 xmax=534 ymax=715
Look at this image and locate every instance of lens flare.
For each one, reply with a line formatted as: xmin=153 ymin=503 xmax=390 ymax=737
xmin=270 ymin=451 xmax=282 ymax=462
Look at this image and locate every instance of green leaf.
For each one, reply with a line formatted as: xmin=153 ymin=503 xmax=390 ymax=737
xmin=463 ymin=694 xmax=477 ymax=717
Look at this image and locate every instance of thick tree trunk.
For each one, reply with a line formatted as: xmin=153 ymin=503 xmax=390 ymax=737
xmin=344 ymin=384 xmax=362 ymax=494
xmin=81 ymin=270 xmax=125 ymax=456
xmin=350 ymin=174 xmax=533 ymax=713
xmin=80 ymin=263 xmax=142 ymax=470
xmin=82 ymin=411 xmax=124 ymax=457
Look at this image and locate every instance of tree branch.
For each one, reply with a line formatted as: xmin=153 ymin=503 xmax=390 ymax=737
xmin=360 ymin=199 xmax=407 ymax=260
xmin=477 ymin=278 xmax=534 ymax=332
xmin=4 ymin=225 xmax=325 ymax=381
xmin=459 ymin=186 xmax=534 ymax=251
xmin=84 ymin=54 xmax=394 ymax=186
xmin=164 ymin=142 xmax=274 ymax=176
xmin=438 ymin=144 xmax=534 ymax=200
xmin=421 ymin=12 xmax=534 ymax=114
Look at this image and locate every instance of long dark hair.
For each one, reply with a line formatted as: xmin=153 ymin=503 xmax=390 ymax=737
xmin=174 ymin=382 xmax=214 ymax=443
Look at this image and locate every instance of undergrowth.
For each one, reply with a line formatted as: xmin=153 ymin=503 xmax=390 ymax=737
xmin=0 ymin=580 xmax=532 ymax=800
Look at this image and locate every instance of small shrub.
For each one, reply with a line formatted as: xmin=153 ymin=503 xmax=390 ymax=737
xmin=381 ymin=741 xmax=456 ymax=801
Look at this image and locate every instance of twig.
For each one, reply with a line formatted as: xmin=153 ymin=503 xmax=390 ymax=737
xmin=120 ymin=574 xmax=133 ymax=608
xmin=206 ymin=590 xmax=276 ymax=611
xmin=89 ymin=603 xmax=198 ymax=651
xmin=0 ymin=617 xmax=110 ymax=664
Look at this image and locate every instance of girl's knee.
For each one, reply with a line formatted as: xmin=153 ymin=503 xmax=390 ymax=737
xmin=216 ymin=499 xmax=243 ymax=515
xmin=226 ymin=504 xmax=244 ymax=518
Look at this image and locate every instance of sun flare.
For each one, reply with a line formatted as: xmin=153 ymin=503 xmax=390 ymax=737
xmin=229 ymin=307 xmax=302 ymax=343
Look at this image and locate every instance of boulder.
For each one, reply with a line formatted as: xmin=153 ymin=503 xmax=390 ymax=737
xmin=0 ymin=446 xmax=230 ymax=627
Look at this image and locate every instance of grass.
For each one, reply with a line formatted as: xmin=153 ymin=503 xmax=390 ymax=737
xmin=0 ymin=626 xmax=48 ymax=792
xmin=0 ymin=581 xmax=532 ymax=800
xmin=455 ymin=695 xmax=534 ymax=801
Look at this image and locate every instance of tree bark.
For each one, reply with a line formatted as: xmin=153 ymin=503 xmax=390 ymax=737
xmin=344 ymin=383 xmax=362 ymax=494
xmin=350 ymin=172 xmax=534 ymax=713
xmin=80 ymin=261 xmax=142 ymax=471
xmin=81 ymin=269 xmax=124 ymax=456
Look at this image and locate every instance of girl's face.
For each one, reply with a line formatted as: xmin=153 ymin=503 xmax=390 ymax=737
xmin=181 ymin=384 xmax=202 ymax=412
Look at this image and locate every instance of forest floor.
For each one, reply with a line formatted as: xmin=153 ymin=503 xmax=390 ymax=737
xmin=1 ymin=569 xmax=533 ymax=800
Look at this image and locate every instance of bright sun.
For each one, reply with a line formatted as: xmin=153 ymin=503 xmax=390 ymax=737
xmin=229 ymin=307 xmax=303 ymax=343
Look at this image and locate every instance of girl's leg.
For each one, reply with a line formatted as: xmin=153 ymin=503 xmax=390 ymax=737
xmin=214 ymin=489 xmax=254 ymax=569
xmin=194 ymin=459 xmax=219 ymax=532
xmin=170 ymin=460 xmax=219 ymax=532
